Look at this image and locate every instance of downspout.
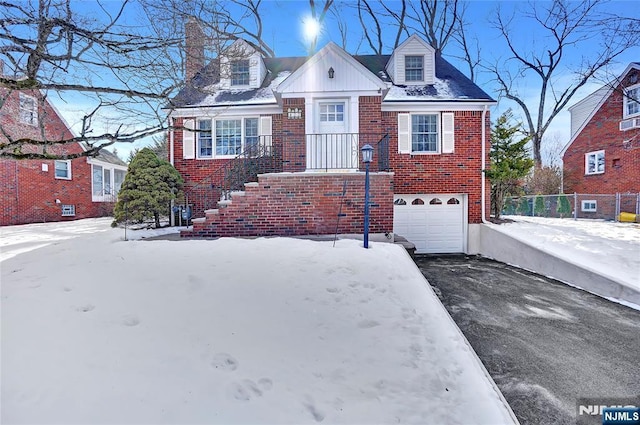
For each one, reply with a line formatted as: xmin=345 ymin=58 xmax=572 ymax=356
xmin=169 ymin=116 xmax=175 ymax=166
xmin=481 ymin=104 xmax=489 ymax=223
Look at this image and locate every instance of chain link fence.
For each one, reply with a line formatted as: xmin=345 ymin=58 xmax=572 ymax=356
xmin=503 ymin=193 xmax=640 ymax=221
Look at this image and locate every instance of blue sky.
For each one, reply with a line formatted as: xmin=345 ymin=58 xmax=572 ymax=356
xmin=52 ymin=0 xmax=640 ymax=161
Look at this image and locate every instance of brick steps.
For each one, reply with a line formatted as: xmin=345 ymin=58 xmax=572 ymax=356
xmin=180 ymin=172 xmax=393 ymax=239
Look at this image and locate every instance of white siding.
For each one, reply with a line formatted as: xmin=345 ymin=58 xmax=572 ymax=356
xmin=569 ymin=87 xmax=609 ymax=137
xmin=280 ymin=49 xmax=384 ymax=94
xmin=387 ymin=35 xmax=435 ymax=85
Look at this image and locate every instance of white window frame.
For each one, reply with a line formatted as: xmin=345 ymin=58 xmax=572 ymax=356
xmin=196 ymin=119 xmax=213 ymax=159
xmin=197 ymin=117 xmax=260 ymax=159
xmin=405 ymin=55 xmax=424 ymax=82
xmin=581 ymin=200 xmax=597 ymax=212
xmin=585 ymin=150 xmax=605 ymax=175
xmin=230 ymin=59 xmax=250 ymax=86
xmin=19 ymin=93 xmax=38 ymax=126
xmin=54 ymin=160 xmax=72 ymax=180
xmin=623 ymin=84 xmax=640 ymax=119
xmin=411 ymin=113 xmax=440 ymax=154
xmin=92 ymin=164 xmax=125 ymax=201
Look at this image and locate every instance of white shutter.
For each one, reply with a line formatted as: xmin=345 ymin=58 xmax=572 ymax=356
xmin=398 ymin=113 xmax=411 ymax=154
xmin=182 ymin=119 xmax=195 ymax=159
xmin=441 ymin=112 xmax=455 ymax=153
xmin=259 ymin=116 xmax=272 ymax=149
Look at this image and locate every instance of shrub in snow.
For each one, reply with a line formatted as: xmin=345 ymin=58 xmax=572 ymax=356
xmin=112 ymin=148 xmax=183 ymax=228
xmin=557 ymin=194 xmax=571 ymax=218
xmin=534 ymin=194 xmax=546 ymax=217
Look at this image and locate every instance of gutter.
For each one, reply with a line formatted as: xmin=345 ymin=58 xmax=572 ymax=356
xmin=481 ymin=104 xmax=489 ymax=224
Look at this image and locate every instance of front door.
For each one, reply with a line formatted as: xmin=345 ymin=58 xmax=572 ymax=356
xmin=307 ymin=101 xmax=358 ymax=170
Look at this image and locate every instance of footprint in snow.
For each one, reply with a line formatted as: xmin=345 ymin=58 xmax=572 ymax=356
xmin=326 ymin=287 xmax=340 ymax=294
xmin=122 ymin=315 xmax=140 ymax=327
xmin=211 ymin=353 xmax=239 ymax=371
xmin=76 ymin=304 xmax=94 ymax=313
xmin=228 ymin=378 xmax=273 ymax=401
xmin=303 ymin=395 xmax=325 ymax=422
xmin=357 ymin=319 xmax=380 ymax=329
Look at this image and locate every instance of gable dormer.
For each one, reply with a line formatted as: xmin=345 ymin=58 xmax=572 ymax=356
xmin=219 ymin=39 xmax=267 ymax=90
xmin=386 ymin=34 xmax=435 ymax=85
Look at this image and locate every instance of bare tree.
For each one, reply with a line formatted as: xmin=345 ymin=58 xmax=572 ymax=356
xmin=490 ymin=0 xmax=638 ymax=166
xmin=308 ymin=0 xmax=335 ymax=54
xmin=0 ymin=0 xmax=180 ymax=160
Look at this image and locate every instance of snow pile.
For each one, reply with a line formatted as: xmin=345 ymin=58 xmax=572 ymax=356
xmin=499 ymin=216 xmax=640 ymax=292
xmin=1 ymin=219 xmax=515 ymax=424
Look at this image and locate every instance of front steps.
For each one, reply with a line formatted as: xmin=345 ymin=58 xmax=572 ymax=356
xmin=180 ymin=172 xmax=394 ymax=239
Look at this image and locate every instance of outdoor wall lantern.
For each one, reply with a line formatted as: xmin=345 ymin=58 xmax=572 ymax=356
xmin=361 ymin=144 xmax=374 ymax=249
xmin=287 ymin=107 xmax=302 ymax=119
xmin=328 ymin=67 xmax=335 ymax=79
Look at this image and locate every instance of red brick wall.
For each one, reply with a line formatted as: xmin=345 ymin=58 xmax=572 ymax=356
xmin=281 ymin=98 xmax=306 ymax=172
xmin=382 ymin=109 xmax=490 ymax=223
xmin=171 ymin=103 xmax=491 ymax=225
xmin=189 ymin=172 xmax=393 ymax=237
xmin=563 ymin=70 xmax=640 ymax=194
xmin=0 ymin=89 xmax=113 ymax=225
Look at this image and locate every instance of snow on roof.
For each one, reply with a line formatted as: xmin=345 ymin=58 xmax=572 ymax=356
xmin=385 ymin=77 xmax=464 ymax=101
xmin=185 ymin=71 xmax=291 ymax=108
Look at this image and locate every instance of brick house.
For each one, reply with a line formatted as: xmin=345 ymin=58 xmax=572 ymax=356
xmin=1 ymin=66 xmax=127 ymax=225
xmin=168 ymin=31 xmax=494 ymax=253
xmin=562 ymin=63 xmax=640 ymax=214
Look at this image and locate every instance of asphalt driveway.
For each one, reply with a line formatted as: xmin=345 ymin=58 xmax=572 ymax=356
xmin=414 ymin=254 xmax=640 ymax=425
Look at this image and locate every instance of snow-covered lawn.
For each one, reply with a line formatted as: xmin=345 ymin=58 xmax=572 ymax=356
xmin=499 ymin=216 xmax=640 ymax=292
xmin=1 ymin=219 xmax=515 ymax=424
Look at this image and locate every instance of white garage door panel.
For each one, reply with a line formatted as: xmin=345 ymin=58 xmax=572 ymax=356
xmin=393 ymin=195 xmax=466 ymax=254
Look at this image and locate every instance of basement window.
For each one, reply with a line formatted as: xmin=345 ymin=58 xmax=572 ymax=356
xmin=61 ymin=205 xmax=76 ymax=216
xmin=581 ymin=200 xmax=597 ymax=212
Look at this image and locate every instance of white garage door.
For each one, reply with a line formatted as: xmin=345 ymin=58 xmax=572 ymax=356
xmin=393 ymin=194 xmax=466 ymax=254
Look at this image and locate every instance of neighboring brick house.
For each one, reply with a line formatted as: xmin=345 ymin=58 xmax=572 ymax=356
xmin=562 ymin=63 xmax=640 ymax=198
xmin=0 ymin=68 xmax=127 ymax=225
xmin=168 ymin=32 xmax=494 ymax=253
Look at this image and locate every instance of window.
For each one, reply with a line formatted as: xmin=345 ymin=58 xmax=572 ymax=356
xmin=245 ymin=118 xmax=259 ymax=152
xmin=61 ymin=205 xmax=76 ymax=216
xmin=429 ymin=198 xmax=442 ymax=205
xmin=412 ymin=198 xmax=425 ymax=205
xmin=624 ymin=85 xmax=639 ymax=118
xmin=585 ymin=150 xmax=605 ymax=175
xmin=19 ymin=93 xmax=37 ymax=125
xmin=319 ymin=103 xmax=344 ymax=122
xmin=198 ymin=120 xmax=213 ymax=158
xmin=93 ymin=165 xmax=103 ymax=196
xmin=216 ymin=119 xmax=242 ymax=156
xmin=114 ymin=169 xmax=125 ymax=193
xmin=231 ymin=60 xmax=250 ymax=86
xmin=198 ymin=118 xmax=260 ymax=158
xmin=581 ymin=200 xmax=597 ymax=212
xmin=405 ymin=56 xmax=424 ymax=82
xmin=412 ymin=114 xmax=439 ymax=153
xmin=54 ymin=160 xmax=71 ymax=179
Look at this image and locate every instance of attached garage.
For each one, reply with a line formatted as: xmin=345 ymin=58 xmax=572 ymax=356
xmin=393 ymin=194 xmax=467 ymax=254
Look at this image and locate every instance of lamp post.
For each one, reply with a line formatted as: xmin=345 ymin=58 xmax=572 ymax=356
xmin=361 ymin=144 xmax=373 ymax=249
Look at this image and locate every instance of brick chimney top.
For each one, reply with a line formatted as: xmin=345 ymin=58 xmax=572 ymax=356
xmin=185 ymin=17 xmax=205 ymax=82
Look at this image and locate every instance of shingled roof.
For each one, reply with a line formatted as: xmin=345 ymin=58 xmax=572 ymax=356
xmin=169 ymin=50 xmax=493 ymax=109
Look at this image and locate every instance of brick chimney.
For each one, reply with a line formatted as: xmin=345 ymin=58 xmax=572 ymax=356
xmin=185 ymin=17 xmax=205 ymax=82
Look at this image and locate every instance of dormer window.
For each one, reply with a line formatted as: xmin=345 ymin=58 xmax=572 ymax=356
xmin=231 ymin=60 xmax=250 ymax=86
xmin=405 ymin=56 xmax=424 ymax=82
